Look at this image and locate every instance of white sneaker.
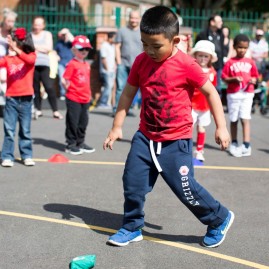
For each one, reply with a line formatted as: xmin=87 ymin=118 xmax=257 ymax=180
xmin=1 ymin=159 xmax=14 ymax=167
xmin=23 ymin=158 xmax=35 ymax=166
xmin=229 ymin=143 xmax=242 ymax=157
xmin=241 ymin=144 xmax=251 ymax=157
xmin=195 ymin=150 xmax=205 ymax=161
xmin=34 ymin=110 xmax=43 ymax=120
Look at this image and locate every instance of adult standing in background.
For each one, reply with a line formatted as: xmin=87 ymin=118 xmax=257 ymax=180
xmin=97 ymin=32 xmax=116 ymax=108
xmin=31 ymin=16 xmax=63 ymax=120
xmin=222 ymin=26 xmax=234 ymax=63
xmin=195 ymin=14 xmax=224 ymax=94
xmin=0 ymin=8 xmax=17 ymax=108
xmin=113 ymin=10 xmax=142 ymax=116
xmin=55 ymin=28 xmax=74 ymax=101
xmin=249 ymin=29 xmax=269 ymax=76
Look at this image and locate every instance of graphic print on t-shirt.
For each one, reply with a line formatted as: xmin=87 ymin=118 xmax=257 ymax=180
xmin=9 ymin=63 xmax=28 ymax=82
xmin=143 ymin=67 xmax=179 ymax=133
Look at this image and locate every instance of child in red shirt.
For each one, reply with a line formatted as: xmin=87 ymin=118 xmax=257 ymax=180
xmin=1 ymin=28 xmax=36 ymax=167
xmin=222 ymin=34 xmax=259 ymax=157
xmin=191 ymin=40 xmax=217 ymax=162
xmin=103 ymin=6 xmax=234 ymax=248
xmin=62 ymin=35 xmax=95 ymax=155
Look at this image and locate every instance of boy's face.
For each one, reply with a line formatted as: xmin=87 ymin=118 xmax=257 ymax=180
xmin=195 ymin=52 xmax=211 ymax=68
xmin=141 ymin=32 xmax=179 ymax=62
xmin=73 ymin=47 xmax=90 ymax=60
xmin=234 ymin=41 xmax=249 ymax=58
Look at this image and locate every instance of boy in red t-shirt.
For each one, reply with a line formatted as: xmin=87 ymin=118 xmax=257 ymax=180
xmin=62 ymin=35 xmax=95 ymax=155
xmin=103 ymin=6 xmax=234 ymax=248
xmin=191 ymin=40 xmax=218 ymax=162
xmin=222 ymin=34 xmax=259 ymax=157
xmin=1 ymin=28 xmax=36 ymax=167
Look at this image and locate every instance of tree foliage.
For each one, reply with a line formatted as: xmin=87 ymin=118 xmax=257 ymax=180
xmin=171 ymin=0 xmax=228 ymax=10
xmin=236 ymin=0 xmax=269 ymax=12
xmin=169 ymin=0 xmax=269 ymax=12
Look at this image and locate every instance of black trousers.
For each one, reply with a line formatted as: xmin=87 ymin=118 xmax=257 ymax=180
xmin=33 ymin=65 xmax=58 ymax=112
xmin=65 ymin=98 xmax=90 ymax=146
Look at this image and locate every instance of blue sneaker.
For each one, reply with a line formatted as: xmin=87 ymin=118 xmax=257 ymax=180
xmin=107 ymin=228 xmax=143 ymax=246
xmin=202 ymin=211 xmax=234 ymax=248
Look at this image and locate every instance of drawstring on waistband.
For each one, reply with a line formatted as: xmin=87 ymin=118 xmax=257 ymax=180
xmin=150 ymin=140 xmax=162 ymax=172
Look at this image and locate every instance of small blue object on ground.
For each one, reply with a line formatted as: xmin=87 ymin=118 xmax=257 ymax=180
xmin=69 ymin=254 xmax=96 ymax=269
xmin=193 ymin=158 xmax=204 ymax=166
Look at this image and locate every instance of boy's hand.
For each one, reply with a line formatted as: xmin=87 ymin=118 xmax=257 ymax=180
xmin=249 ymin=77 xmax=257 ymax=84
xmin=103 ymin=127 xmax=123 ymax=150
xmin=215 ymin=127 xmax=230 ymax=150
xmin=235 ymin=76 xmax=243 ymax=83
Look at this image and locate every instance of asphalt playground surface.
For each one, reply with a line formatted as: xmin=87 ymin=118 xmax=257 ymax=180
xmin=0 ymin=100 xmax=269 ymax=269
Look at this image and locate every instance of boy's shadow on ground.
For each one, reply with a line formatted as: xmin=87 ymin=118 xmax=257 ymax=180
xmin=258 ymin=148 xmax=269 ymax=154
xmin=33 ymin=138 xmax=64 ymax=151
xmin=33 ymin=137 xmax=132 ymax=150
xmin=43 ymin=203 xmax=202 ymax=245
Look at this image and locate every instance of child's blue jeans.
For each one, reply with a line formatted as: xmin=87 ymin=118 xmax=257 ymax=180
xmin=122 ymin=131 xmax=229 ymax=231
xmin=1 ymin=96 xmax=33 ymax=161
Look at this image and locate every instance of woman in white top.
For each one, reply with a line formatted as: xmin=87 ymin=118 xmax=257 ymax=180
xmin=31 ymin=16 xmax=62 ymax=119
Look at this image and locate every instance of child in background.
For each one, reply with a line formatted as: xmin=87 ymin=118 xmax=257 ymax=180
xmin=191 ymin=40 xmax=218 ymax=161
xmin=0 ymin=28 xmax=36 ymax=167
xmin=222 ymin=34 xmax=259 ymax=157
xmin=103 ymin=6 xmax=234 ymax=248
xmin=62 ymin=35 xmax=95 ymax=155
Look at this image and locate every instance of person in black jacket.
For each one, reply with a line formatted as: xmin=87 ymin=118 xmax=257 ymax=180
xmin=195 ymin=14 xmax=224 ymax=94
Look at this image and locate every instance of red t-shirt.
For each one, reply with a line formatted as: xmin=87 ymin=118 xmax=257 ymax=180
xmin=221 ymin=57 xmax=259 ymax=94
xmin=0 ymin=52 xmax=36 ymax=97
xmin=192 ymin=66 xmax=217 ymax=111
xmin=63 ymin=58 xmax=91 ymax=103
xmin=128 ymin=50 xmax=208 ymax=142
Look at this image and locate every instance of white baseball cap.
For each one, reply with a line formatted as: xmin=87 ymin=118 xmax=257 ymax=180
xmin=191 ymin=40 xmax=218 ymax=63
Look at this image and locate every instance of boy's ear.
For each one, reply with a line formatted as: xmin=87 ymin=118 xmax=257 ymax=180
xmin=173 ymin=35 xmax=180 ymax=45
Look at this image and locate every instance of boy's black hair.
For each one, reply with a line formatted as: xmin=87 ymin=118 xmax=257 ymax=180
xmin=107 ymin=32 xmax=116 ymax=39
xmin=140 ymin=6 xmax=179 ymax=40
xmin=233 ymin=34 xmax=250 ymax=47
xmin=11 ymin=32 xmax=35 ymax=54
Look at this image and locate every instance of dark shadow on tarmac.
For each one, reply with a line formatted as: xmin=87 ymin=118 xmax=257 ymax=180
xmin=43 ymin=203 xmax=202 ymax=245
xmin=33 ymin=138 xmax=65 ymax=151
xmin=257 ymin=148 xmax=269 ymax=154
xmin=193 ymin=142 xmax=221 ymax=151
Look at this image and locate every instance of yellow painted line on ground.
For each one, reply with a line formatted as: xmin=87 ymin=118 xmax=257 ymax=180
xmin=32 ymin=158 xmax=269 ymax=172
xmin=0 ymin=210 xmax=268 ymax=269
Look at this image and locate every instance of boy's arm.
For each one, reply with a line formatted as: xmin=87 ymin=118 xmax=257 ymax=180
xmin=103 ymin=83 xmax=138 ymax=150
xmin=199 ymin=80 xmax=230 ymax=150
xmin=222 ymin=76 xmax=242 ymax=83
xmin=61 ymin=77 xmax=70 ymax=90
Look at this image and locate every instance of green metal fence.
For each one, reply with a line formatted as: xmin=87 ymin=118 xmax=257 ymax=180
xmin=14 ymin=5 xmax=267 ymax=44
xmin=181 ymin=8 xmax=266 ymax=39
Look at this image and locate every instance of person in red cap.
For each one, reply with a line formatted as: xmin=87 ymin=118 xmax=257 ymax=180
xmin=0 ymin=28 xmax=36 ymax=167
xmin=62 ymin=35 xmax=95 ymax=155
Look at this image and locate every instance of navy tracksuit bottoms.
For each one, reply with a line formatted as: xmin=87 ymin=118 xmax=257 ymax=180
xmin=122 ymin=131 xmax=229 ymax=232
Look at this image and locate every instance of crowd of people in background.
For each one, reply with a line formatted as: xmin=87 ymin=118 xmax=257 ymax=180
xmin=0 ymin=6 xmax=268 ymax=167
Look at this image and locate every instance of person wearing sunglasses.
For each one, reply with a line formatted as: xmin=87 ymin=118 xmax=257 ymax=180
xmin=62 ymin=35 xmax=95 ymax=155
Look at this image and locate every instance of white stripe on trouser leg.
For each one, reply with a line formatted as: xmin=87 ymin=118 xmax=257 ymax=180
xmin=150 ymin=140 xmax=162 ymax=172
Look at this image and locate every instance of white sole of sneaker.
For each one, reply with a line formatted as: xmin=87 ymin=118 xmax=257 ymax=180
xmin=202 ymin=211 xmax=235 ymax=248
xmin=81 ymin=149 xmax=95 ymax=154
xmin=65 ymin=149 xmax=83 ymax=155
xmin=107 ymin=235 xmax=143 ymax=247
